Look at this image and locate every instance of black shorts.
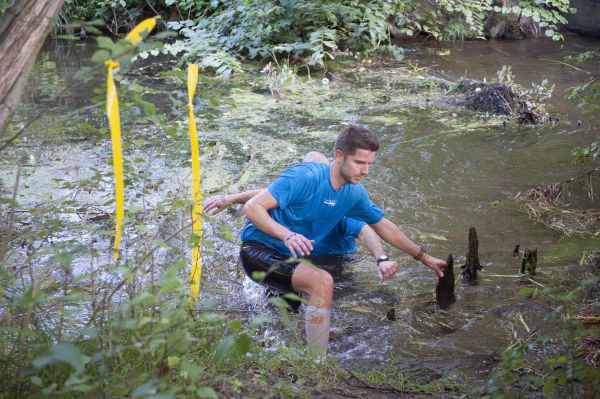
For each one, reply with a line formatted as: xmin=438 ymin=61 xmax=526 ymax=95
xmin=240 ymin=241 xmax=354 ymax=294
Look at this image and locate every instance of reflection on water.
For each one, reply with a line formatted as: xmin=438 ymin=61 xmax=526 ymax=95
xmin=2 ymin=36 xmax=599 ymax=380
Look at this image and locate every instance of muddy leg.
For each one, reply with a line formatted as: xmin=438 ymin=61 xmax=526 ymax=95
xmin=291 ymin=263 xmax=334 ymax=354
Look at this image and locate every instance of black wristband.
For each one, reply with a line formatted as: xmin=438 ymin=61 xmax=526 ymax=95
xmin=376 ymin=255 xmax=389 ymax=264
xmin=413 ymin=246 xmax=426 ymax=261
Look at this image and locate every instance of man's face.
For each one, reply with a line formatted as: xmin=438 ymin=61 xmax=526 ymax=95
xmin=336 ymin=148 xmax=376 ymax=184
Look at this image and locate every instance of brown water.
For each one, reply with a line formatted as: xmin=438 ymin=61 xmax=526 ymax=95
xmin=2 ymin=36 xmax=599 ymax=383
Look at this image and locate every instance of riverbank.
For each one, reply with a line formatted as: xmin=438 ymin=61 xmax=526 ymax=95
xmin=1 ymin=36 xmax=599 ymax=397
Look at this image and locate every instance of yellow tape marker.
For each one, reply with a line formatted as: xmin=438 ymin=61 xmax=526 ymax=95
xmin=187 ymin=64 xmax=202 ymax=299
xmin=105 ymin=17 xmax=158 ymax=260
xmin=105 ymin=60 xmax=124 ymax=260
xmin=125 ymin=16 xmax=159 ymax=45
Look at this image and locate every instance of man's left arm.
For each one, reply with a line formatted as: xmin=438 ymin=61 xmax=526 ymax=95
xmin=370 ymin=218 xmax=446 ymax=278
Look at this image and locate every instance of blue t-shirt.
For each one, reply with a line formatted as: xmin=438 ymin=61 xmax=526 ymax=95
xmin=241 ymin=162 xmax=383 ymax=257
xmin=312 ymin=217 xmax=366 ymax=256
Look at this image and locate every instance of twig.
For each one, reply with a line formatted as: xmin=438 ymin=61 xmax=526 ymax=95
xmin=525 ymin=277 xmax=545 ymax=288
xmin=0 ymin=158 xmax=23 ymax=262
xmin=538 ymin=58 xmax=588 ymax=73
xmin=518 ymin=313 xmax=531 ymax=334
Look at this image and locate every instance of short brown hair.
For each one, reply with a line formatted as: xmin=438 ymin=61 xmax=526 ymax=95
xmin=334 ymin=124 xmax=380 ymax=155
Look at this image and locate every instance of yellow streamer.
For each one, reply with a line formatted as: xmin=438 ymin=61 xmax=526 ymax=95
xmin=187 ymin=64 xmax=202 ymax=299
xmin=125 ymin=16 xmax=159 ymax=45
xmin=105 ymin=17 xmax=158 ymax=260
xmin=105 ymin=60 xmax=124 ymax=259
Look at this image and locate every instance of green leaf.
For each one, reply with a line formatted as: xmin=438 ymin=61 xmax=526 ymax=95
xmin=16 ymin=287 xmax=36 ymax=309
xmin=229 ymin=320 xmax=242 ymax=332
xmin=521 ymin=287 xmax=536 ymax=298
xmin=250 ymin=315 xmax=272 ymax=326
xmin=33 ymin=343 xmax=90 ymax=374
xmin=31 ymin=376 xmax=43 ymax=386
xmin=282 ymin=293 xmax=306 ymax=304
xmin=214 ymin=335 xmax=235 ymax=360
xmin=96 ymin=36 xmax=114 ymax=50
xmin=167 ymin=356 xmax=180 ymax=367
xmin=181 ymin=359 xmax=203 ymax=381
xmin=198 ymin=313 xmax=226 ymax=323
xmin=544 ymin=378 xmax=555 ymax=394
xmin=131 ymin=381 xmax=158 ymax=398
xmin=269 ymin=296 xmax=290 ymax=324
xmin=53 ymin=252 xmax=74 ymax=269
xmin=159 ymin=266 xmax=180 ymax=294
xmin=214 ymin=334 xmax=251 ymax=360
xmin=84 ymin=26 xmax=101 ymax=35
xmin=196 ymin=387 xmax=218 ymax=399
xmin=251 ymin=271 xmax=266 ymax=281
xmin=91 ymin=50 xmax=111 ymax=64
xmin=490 ymin=200 xmax=502 ymax=208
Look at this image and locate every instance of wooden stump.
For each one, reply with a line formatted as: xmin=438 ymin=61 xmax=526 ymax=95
xmin=521 ymin=248 xmax=538 ymax=275
xmin=461 ymin=227 xmax=483 ymax=280
xmin=436 ymin=254 xmax=456 ymax=308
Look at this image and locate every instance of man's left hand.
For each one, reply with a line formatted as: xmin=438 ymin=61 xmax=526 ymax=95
xmin=377 ymin=260 xmax=398 ymax=282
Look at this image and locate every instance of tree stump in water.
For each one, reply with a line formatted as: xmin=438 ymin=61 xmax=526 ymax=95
xmin=461 ymin=227 xmax=483 ymax=280
xmin=521 ymin=248 xmax=538 ymax=276
xmin=436 ymin=254 xmax=456 ymax=308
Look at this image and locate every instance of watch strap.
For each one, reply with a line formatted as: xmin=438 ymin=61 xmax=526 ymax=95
xmin=376 ymin=255 xmax=389 ymax=264
xmin=413 ymin=246 xmax=426 ymax=261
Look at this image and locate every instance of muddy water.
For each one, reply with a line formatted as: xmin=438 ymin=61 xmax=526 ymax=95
xmin=2 ymin=37 xmax=599 ymax=382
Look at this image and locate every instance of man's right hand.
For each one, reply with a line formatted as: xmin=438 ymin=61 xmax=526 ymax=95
xmin=283 ymin=232 xmax=315 ymax=257
xmin=203 ymin=195 xmax=231 ymax=215
xmin=377 ymin=260 xmax=398 ymax=282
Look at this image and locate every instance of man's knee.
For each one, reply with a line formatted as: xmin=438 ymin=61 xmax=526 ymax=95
xmin=318 ymin=269 xmax=334 ymax=292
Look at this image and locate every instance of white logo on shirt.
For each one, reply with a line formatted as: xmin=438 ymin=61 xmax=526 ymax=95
xmin=324 ymin=199 xmax=336 ymax=206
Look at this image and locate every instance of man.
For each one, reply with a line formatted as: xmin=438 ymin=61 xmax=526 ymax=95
xmin=203 ymin=152 xmax=391 ymax=283
xmin=241 ymin=125 xmax=446 ymax=354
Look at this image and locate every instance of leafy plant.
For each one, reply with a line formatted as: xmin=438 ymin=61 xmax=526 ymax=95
xmin=484 ymin=272 xmax=600 ymax=398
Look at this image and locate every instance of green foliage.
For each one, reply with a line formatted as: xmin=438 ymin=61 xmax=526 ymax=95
xmin=407 ymin=0 xmax=494 ymax=40
xmin=572 ymin=142 xmax=599 ymax=164
xmin=492 ymin=0 xmax=574 ymax=40
xmin=60 ymin=0 xmax=160 ymax=34
xmin=566 ymin=50 xmax=600 ymax=165
xmin=60 ymin=0 xmax=574 ymax=75
xmin=485 ymin=275 xmax=600 ymax=398
xmin=0 ymin=0 xmax=12 ymax=15
xmin=567 ymin=50 xmax=600 ymax=113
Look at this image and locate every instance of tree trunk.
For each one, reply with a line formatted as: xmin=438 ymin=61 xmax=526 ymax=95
xmin=0 ymin=0 xmax=64 ymax=135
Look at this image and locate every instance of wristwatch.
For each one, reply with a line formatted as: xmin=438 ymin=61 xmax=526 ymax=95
xmin=413 ymin=246 xmax=426 ymax=261
xmin=376 ymin=255 xmax=389 ymax=264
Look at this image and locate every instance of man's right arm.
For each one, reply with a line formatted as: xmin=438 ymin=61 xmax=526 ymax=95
xmin=357 ymin=225 xmax=398 ymax=282
xmin=204 ymin=189 xmax=264 ymax=215
xmin=243 ymin=190 xmax=314 ymax=257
